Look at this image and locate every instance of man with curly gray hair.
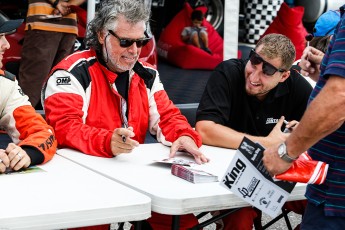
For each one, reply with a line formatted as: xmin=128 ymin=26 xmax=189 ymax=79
xmin=42 ymin=0 xmax=208 ymax=229
xmin=85 ymin=0 xmax=150 ymax=63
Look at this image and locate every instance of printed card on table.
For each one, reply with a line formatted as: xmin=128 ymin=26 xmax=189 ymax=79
xmin=171 ymin=164 xmax=218 ymax=183
xmin=153 ymin=158 xmax=196 ymax=166
xmin=220 ymin=137 xmax=296 ymax=217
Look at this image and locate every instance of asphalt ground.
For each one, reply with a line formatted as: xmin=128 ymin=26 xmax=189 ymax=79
xmin=114 ymin=210 xmax=302 ymax=229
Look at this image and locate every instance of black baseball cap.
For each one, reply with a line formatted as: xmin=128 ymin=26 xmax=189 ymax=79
xmin=0 ymin=11 xmax=23 ymax=35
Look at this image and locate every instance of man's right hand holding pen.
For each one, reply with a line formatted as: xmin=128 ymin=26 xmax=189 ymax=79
xmin=110 ymin=126 xmax=139 ymax=156
xmin=283 ymin=119 xmax=299 ymax=133
xmin=263 ymin=117 xmax=299 ymax=148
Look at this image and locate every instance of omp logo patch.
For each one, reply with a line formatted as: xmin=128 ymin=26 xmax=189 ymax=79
xmin=56 ymin=77 xmax=71 ymax=85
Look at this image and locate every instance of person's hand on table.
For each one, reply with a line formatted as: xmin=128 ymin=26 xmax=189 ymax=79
xmin=169 ymin=136 xmax=209 ymax=164
xmin=263 ymin=144 xmax=293 ymax=176
xmin=0 ymin=143 xmax=31 ymax=173
xmin=111 ymin=126 xmax=139 ymax=156
xmin=300 ymin=46 xmax=324 ymax=82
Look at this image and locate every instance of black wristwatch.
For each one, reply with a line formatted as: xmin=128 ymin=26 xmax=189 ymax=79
xmin=278 ymin=142 xmax=297 ymax=163
xmin=52 ymin=0 xmax=60 ymax=8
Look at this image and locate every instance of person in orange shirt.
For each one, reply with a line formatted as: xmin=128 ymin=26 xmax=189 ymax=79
xmin=18 ymin=0 xmax=85 ymax=108
xmin=0 ymin=15 xmax=57 ymax=173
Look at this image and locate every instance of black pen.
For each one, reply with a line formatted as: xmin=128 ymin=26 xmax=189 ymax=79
xmin=121 ymin=123 xmax=128 ymax=143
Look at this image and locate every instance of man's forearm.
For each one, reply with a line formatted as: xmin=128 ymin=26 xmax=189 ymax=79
xmin=286 ymin=75 xmax=345 ymax=158
xmin=196 ymin=120 xmax=269 ymax=149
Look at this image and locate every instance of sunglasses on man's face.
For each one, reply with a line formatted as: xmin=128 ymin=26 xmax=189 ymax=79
xmin=108 ymin=30 xmax=151 ymax=48
xmin=249 ymin=49 xmax=286 ymax=76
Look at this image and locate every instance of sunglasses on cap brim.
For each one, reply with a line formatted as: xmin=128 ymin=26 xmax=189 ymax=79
xmin=249 ymin=49 xmax=286 ymax=76
xmin=108 ymin=30 xmax=151 ymax=48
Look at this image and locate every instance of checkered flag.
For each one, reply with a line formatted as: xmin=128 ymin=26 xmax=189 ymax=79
xmin=244 ymin=0 xmax=283 ymax=44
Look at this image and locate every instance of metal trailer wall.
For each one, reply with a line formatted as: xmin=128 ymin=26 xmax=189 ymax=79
xmin=224 ymin=0 xmax=239 ymax=60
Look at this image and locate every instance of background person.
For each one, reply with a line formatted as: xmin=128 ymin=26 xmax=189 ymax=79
xmin=296 ymin=9 xmax=341 ymax=83
xmin=0 ymin=15 xmax=57 ymax=173
xmin=196 ymin=33 xmax=312 ymax=230
xmin=42 ymin=0 xmax=208 ymax=229
xmin=18 ymin=0 xmax=85 ymax=108
xmin=181 ymin=9 xmax=212 ymax=54
xmin=263 ymin=5 xmax=345 ymax=230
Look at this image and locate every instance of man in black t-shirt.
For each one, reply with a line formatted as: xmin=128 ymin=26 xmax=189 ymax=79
xmin=196 ymin=34 xmax=312 ymax=230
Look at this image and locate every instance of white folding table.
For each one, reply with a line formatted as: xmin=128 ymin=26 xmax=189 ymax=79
xmin=57 ymin=143 xmax=306 ymax=229
xmin=0 ymin=155 xmax=151 ymax=230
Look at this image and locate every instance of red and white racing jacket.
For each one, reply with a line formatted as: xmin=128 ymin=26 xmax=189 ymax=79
xmin=42 ymin=49 xmax=201 ymax=157
xmin=0 ymin=70 xmax=56 ymax=165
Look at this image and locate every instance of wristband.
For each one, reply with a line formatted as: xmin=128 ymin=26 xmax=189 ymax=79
xmin=52 ymin=0 xmax=60 ymax=8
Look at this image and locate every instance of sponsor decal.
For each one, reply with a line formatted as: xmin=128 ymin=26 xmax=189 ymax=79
xmin=240 ymin=141 xmax=261 ymax=161
xmin=265 ymin=117 xmax=279 ymax=124
xmin=18 ymin=88 xmax=25 ymax=96
xmin=238 ymin=177 xmax=260 ymax=198
xmin=222 ymin=159 xmax=246 ymax=189
xmin=259 ymin=197 xmax=271 ymax=208
xmin=240 ymin=141 xmax=255 ymax=153
xmin=259 ymin=197 xmax=268 ymax=205
xmin=38 ymin=134 xmax=56 ymax=151
xmin=56 ymin=77 xmax=71 ymax=85
xmin=277 ymin=195 xmax=284 ymax=203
